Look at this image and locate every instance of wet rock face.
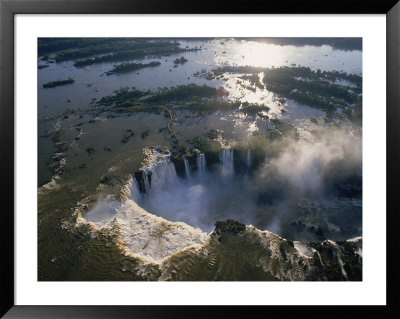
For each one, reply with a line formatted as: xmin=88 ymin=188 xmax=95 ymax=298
xmin=134 ymin=171 xmax=147 ymax=193
xmin=170 ymin=154 xmax=196 ymax=178
xmin=214 ymin=219 xmax=246 ymax=237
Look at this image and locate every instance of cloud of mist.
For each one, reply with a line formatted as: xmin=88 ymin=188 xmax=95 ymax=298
xmin=256 ymin=127 xmax=362 ymax=240
xmin=259 ymin=128 xmax=362 ymax=195
xmin=86 ymin=127 xmax=362 ymax=241
xmin=140 ymin=170 xmax=260 ymax=232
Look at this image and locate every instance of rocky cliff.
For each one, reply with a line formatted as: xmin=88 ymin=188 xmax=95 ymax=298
xmin=159 ymin=219 xmax=362 ymax=281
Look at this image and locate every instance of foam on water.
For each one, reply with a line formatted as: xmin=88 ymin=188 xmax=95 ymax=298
xmin=183 ymin=156 xmax=191 ymax=178
xmin=219 ymin=148 xmax=234 ymax=177
xmin=121 ymin=175 xmax=142 ymax=204
xmin=80 ymin=199 xmax=207 ymax=263
xmin=196 ymin=153 xmax=207 ymax=173
xmin=246 ymin=148 xmax=251 ymax=169
xmin=141 ymin=148 xmax=178 ymax=192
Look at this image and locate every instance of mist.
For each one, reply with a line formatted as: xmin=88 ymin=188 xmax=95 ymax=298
xmin=133 ymin=127 xmax=361 ymax=240
xmin=86 ymin=127 xmax=362 ymax=241
xmin=140 ymin=166 xmax=261 ymax=232
xmin=260 ymin=128 xmax=362 ymax=195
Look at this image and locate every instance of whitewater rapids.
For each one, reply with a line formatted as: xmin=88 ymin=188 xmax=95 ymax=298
xmin=78 ymin=199 xmax=208 ymax=263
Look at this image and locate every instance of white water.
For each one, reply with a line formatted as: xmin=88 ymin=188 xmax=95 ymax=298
xmin=131 ymin=177 xmax=142 ymax=203
xmin=246 ymin=149 xmax=251 ymax=169
xmin=219 ymin=148 xmax=234 ymax=177
xmin=80 ymin=199 xmax=207 ymax=263
xmin=183 ymin=156 xmax=191 ymax=178
xmin=122 ymin=175 xmax=142 ymax=204
xmin=141 ymin=172 xmax=150 ymax=193
xmin=196 ymin=153 xmax=207 ymax=173
xmin=141 ymin=149 xmax=179 ymax=192
xmin=136 ymin=148 xmax=260 ymax=231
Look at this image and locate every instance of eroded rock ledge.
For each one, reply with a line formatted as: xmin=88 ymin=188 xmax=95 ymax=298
xmin=158 ymin=219 xmax=362 ymax=281
xmin=79 ymin=195 xmax=361 ymax=281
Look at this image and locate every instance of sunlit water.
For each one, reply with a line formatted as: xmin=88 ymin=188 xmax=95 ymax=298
xmin=38 ymin=39 xmax=362 ymax=277
xmin=38 ymin=38 xmax=361 ymax=117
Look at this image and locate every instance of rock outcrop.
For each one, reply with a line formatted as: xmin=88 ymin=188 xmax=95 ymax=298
xmin=159 ymin=220 xmax=362 ymax=281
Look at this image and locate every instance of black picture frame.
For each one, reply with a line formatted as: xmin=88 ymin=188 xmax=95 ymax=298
xmin=1 ymin=0 xmax=399 ymax=317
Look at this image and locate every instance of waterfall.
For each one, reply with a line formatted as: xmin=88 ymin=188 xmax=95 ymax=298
xmin=264 ymin=151 xmax=268 ymax=163
xmin=197 ymin=153 xmax=207 ymax=173
xmin=147 ymin=160 xmax=178 ymax=192
xmin=120 ymin=175 xmax=142 ymax=203
xmin=136 ymin=149 xmax=179 ymax=194
xmin=183 ymin=156 xmax=191 ymax=178
xmin=246 ymin=149 xmax=251 ymax=169
xmin=219 ymin=148 xmax=234 ymax=176
xmin=142 ymin=171 xmax=151 ymax=193
xmin=130 ymin=176 xmax=142 ymax=203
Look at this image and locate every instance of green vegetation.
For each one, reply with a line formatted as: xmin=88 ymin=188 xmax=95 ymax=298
xmin=38 ymin=38 xmax=199 ymax=67
xmin=239 ymin=73 xmax=264 ymax=89
xmin=121 ymin=129 xmax=135 ymax=143
xmin=196 ymin=65 xmax=362 ymax=124
xmin=97 ymin=87 xmax=151 ymax=107
xmin=195 ymin=65 xmax=361 ymax=121
xmin=214 ymin=219 xmax=246 ymax=236
xmin=53 ymin=39 xmax=170 ymax=62
xmin=106 ymin=61 xmax=161 ymax=75
xmin=92 ymin=82 xmax=242 ymax=123
xmin=195 ymin=66 xmax=263 ymax=80
xmin=51 ymin=131 xmax=61 ymax=143
xmin=43 ymin=78 xmax=75 ymax=88
xmin=262 ymin=66 xmax=362 ymax=88
xmin=173 ymin=56 xmax=188 ymax=65
xmin=188 ymin=137 xmax=221 ymax=152
xmin=239 ymin=102 xmax=270 ymax=117
xmin=269 ymin=119 xmax=299 ymax=140
xmin=93 ymin=65 xmax=360 ymax=126
xmin=185 ymin=136 xmax=222 ymax=164
xmin=96 ymin=84 xmax=221 ymax=112
xmin=239 ymin=83 xmax=256 ymax=93
xmin=85 ymin=146 xmax=95 ymax=155
xmin=177 ymin=100 xmax=240 ymax=112
xmin=262 ymin=67 xmax=361 ymax=113
xmin=38 ymin=38 xmax=128 ymax=55
xmin=193 ymin=69 xmax=218 ymax=80
xmin=205 ymin=129 xmax=219 ymax=140
xmin=141 ymin=129 xmax=150 ymax=139
xmin=56 ymin=142 xmax=68 ymax=153
xmin=144 ymin=84 xmax=217 ymax=103
xmin=74 ymin=45 xmax=198 ymax=67
xmin=160 ymin=106 xmax=183 ymax=151
xmin=352 ymin=100 xmax=362 ymax=125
